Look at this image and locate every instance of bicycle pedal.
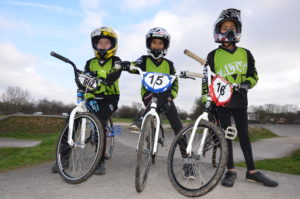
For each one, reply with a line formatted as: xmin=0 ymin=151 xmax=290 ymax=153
xmin=225 ymin=126 xmax=237 ymax=140
xmin=130 ymin=130 xmax=140 ymax=134
xmin=158 ymin=138 xmax=164 ymax=147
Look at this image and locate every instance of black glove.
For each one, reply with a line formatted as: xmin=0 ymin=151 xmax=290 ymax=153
xmin=239 ymin=81 xmax=251 ymax=96
xmin=86 ymin=71 xmax=98 ymax=77
xmin=100 ymin=77 xmax=113 ymax=86
xmin=161 ymin=101 xmax=172 ymax=113
xmin=120 ymin=61 xmax=131 ymax=71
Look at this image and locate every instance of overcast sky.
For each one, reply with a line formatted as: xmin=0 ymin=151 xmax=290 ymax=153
xmin=0 ymin=0 xmax=299 ymax=113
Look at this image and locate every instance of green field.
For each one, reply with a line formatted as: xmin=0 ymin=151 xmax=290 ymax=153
xmin=0 ymin=115 xmax=299 ymax=175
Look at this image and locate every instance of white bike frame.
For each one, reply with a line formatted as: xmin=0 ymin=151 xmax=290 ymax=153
xmin=185 ymin=67 xmax=237 ymax=157
xmin=67 ymin=100 xmax=88 ymax=147
xmin=129 ymin=65 xmax=174 ymax=156
xmin=50 ymin=51 xmax=106 ymax=150
xmin=185 ymin=66 xmax=213 ymax=157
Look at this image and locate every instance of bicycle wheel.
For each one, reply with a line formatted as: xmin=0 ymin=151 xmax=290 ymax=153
xmin=56 ymin=112 xmax=104 ymax=184
xmin=135 ymin=115 xmax=154 ymax=192
xmin=105 ymin=118 xmax=114 ymax=160
xmin=167 ymin=120 xmax=228 ymax=197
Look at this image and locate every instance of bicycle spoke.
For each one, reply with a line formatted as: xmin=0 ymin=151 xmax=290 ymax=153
xmin=56 ymin=113 xmax=104 ymax=184
xmin=168 ymin=120 xmax=228 ymax=197
xmin=135 ymin=115 xmax=153 ymax=192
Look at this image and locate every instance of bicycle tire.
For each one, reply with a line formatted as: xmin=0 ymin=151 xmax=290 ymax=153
xmin=151 ymin=124 xmax=163 ymax=164
xmin=209 ymin=111 xmax=221 ymax=168
xmin=167 ymin=120 xmax=228 ymax=197
xmin=56 ymin=112 xmax=105 ymax=184
xmin=135 ymin=115 xmax=154 ymax=192
xmin=105 ymin=118 xmax=114 ymax=160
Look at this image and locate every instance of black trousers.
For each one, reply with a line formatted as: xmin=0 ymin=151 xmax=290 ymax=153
xmin=142 ymin=95 xmax=187 ymax=157
xmin=216 ymin=107 xmax=255 ymax=171
xmin=88 ymin=97 xmax=119 ymax=162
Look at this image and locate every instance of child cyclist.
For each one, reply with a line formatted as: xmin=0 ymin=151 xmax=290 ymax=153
xmin=202 ymin=8 xmax=278 ymax=187
xmin=121 ymin=27 xmax=183 ymax=134
xmin=120 ymin=28 xmax=192 ymax=173
xmin=52 ymin=27 xmax=122 ymax=175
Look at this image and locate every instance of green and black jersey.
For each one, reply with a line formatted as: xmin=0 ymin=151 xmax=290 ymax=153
xmin=84 ymin=56 xmax=122 ymax=100
xmin=131 ymin=55 xmax=179 ymax=99
xmin=202 ymin=46 xmax=259 ymax=108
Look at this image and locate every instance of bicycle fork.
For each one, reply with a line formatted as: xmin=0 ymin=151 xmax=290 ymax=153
xmin=186 ymin=112 xmax=209 ymax=158
xmin=137 ymin=109 xmax=161 ymax=156
xmin=68 ymin=101 xmax=87 ymax=148
xmin=186 ymin=113 xmax=237 ymax=158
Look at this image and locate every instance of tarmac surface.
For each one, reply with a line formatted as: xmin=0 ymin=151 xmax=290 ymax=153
xmin=0 ymin=123 xmax=300 ymax=199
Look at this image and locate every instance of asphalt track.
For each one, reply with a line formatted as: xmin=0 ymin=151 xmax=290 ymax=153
xmin=0 ymin=124 xmax=299 ymax=199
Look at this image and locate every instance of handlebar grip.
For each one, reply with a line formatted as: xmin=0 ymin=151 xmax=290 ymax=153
xmin=184 ymin=49 xmax=206 ymax=65
xmin=114 ymin=62 xmax=121 ymax=70
xmin=185 ymin=71 xmax=204 ymax=79
xmin=129 ymin=65 xmax=136 ymax=71
xmin=50 ymin=51 xmax=70 ymax=63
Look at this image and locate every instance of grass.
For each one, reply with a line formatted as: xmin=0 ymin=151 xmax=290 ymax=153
xmin=235 ymin=126 xmax=278 ymax=142
xmin=112 ymin=117 xmax=191 ymax=124
xmin=236 ymin=148 xmax=300 ymax=175
xmin=0 ymin=133 xmax=58 ymax=172
xmin=0 ymin=115 xmax=298 ymax=175
xmin=0 ymin=116 xmax=65 ymax=172
xmin=111 ymin=118 xmax=132 ymax=123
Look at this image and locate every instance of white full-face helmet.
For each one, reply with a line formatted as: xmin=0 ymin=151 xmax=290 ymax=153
xmin=146 ymin=27 xmax=170 ymax=59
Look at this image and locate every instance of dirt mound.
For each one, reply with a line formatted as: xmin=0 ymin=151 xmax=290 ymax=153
xmin=0 ymin=116 xmax=66 ymax=134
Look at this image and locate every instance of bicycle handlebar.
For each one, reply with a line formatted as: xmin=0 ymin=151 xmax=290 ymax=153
xmin=180 ymin=71 xmax=204 ymax=79
xmin=50 ymin=51 xmax=70 ymax=63
xmin=50 ymin=51 xmax=79 ymax=74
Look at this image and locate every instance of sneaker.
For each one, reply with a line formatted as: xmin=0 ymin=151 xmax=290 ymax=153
xmin=129 ymin=123 xmax=140 ymax=131
xmin=51 ymin=163 xmax=58 ymax=173
xmin=94 ymin=160 xmax=106 ymax=175
xmin=221 ymin=171 xmax=237 ymax=187
xmin=183 ymin=163 xmax=196 ymax=179
xmin=129 ymin=117 xmax=143 ymax=132
xmin=246 ymin=171 xmax=278 ymax=187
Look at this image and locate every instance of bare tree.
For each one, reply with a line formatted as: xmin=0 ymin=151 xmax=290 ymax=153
xmin=178 ymin=108 xmax=189 ymax=120
xmin=282 ymin=104 xmax=299 ymax=113
xmin=190 ymin=97 xmax=204 ymax=120
xmin=1 ymin=86 xmax=33 ymax=113
xmin=115 ymin=102 xmax=145 ymax=119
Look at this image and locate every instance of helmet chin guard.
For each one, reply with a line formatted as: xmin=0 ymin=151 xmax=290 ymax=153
xmin=147 ymin=49 xmax=167 ymax=59
xmin=146 ymin=27 xmax=170 ymax=59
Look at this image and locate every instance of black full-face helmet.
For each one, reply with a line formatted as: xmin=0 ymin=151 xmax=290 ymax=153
xmin=214 ymin=8 xmax=242 ymax=43
xmin=146 ymin=27 xmax=170 ymax=59
xmin=91 ymin=27 xmax=118 ymax=59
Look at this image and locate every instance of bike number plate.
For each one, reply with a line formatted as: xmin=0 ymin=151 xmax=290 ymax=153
xmin=78 ymin=74 xmax=98 ymax=90
xmin=142 ymin=72 xmax=175 ymax=93
xmin=209 ymin=75 xmax=233 ymax=106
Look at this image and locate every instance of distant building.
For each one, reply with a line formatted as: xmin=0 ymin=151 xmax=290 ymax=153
xmin=33 ymin=112 xmax=43 ymax=115
xmin=248 ymin=112 xmax=260 ymax=123
xmin=61 ymin=113 xmax=69 ymax=117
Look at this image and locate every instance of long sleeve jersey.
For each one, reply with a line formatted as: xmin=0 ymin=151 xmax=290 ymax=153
xmin=84 ymin=56 xmax=122 ymax=100
xmin=202 ymin=46 xmax=258 ymax=108
xmin=131 ymin=55 xmax=179 ymax=99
